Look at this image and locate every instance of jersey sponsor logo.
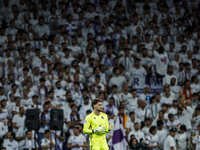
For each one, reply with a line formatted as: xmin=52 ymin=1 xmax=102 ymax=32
xmin=84 ymin=120 xmax=87 ymax=124
xmin=101 ymin=116 xmax=104 ymax=119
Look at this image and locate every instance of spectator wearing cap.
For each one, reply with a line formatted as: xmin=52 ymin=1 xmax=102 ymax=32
xmin=139 ymin=85 xmax=152 ymax=104
xmin=67 ymin=125 xmax=87 ymax=149
xmin=174 ymin=124 xmax=188 ymax=150
xmin=164 ymin=128 xmax=176 ymax=150
xmin=157 ymin=120 xmax=168 ymax=150
xmin=109 ymin=67 xmax=127 ymax=93
xmin=79 ymin=96 xmax=93 ymax=119
xmin=67 ymin=104 xmax=83 ymax=136
xmin=104 ymin=97 xmax=118 ymax=119
xmin=166 ymin=113 xmax=181 ymax=130
xmin=169 ymin=100 xmax=178 ymax=115
xmin=160 ymin=87 xmax=175 ymax=107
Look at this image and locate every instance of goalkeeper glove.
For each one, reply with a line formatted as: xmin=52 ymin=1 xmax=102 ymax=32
xmin=108 ymin=123 xmax=114 ymax=131
xmin=92 ymin=125 xmax=106 ymax=133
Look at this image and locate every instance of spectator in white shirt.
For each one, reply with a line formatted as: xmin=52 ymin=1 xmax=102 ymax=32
xmin=152 ymin=38 xmax=169 ymax=78
xmin=23 ymin=130 xmax=39 ymax=150
xmin=109 ymin=67 xmax=127 ymax=93
xmin=128 ymin=122 xmax=145 ymax=142
xmin=164 ymin=128 xmax=176 ymax=150
xmin=12 ymin=106 xmax=26 ymax=133
xmin=3 ymin=131 xmax=19 ymax=150
xmin=41 ymin=129 xmax=55 ymax=150
xmin=34 ymin=16 xmax=50 ymax=38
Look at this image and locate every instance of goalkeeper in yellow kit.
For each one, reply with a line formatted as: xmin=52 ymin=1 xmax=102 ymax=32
xmin=83 ymin=98 xmax=114 ymax=150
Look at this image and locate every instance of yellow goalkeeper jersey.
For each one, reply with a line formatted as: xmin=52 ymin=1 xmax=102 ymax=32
xmin=83 ymin=112 xmax=109 ymax=147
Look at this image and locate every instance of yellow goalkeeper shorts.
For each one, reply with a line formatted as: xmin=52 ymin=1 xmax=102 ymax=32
xmin=90 ymin=145 xmax=108 ymax=150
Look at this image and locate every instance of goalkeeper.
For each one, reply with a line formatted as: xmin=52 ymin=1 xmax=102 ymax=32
xmin=83 ymin=98 xmax=114 ymax=150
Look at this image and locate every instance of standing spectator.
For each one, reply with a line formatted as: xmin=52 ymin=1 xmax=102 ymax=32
xmin=164 ymin=128 xmax=176 ymax=150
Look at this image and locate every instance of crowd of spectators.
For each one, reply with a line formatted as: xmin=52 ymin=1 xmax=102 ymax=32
xmin=1 ymin=0 xmax=200 ymax=149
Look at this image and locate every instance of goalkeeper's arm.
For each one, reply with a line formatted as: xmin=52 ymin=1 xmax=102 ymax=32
xmin=83 ymin=118 xmax=93 ymax=134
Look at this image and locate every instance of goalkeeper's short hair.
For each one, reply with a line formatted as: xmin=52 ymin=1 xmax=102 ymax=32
xmin=92 ymin=98 xmax=102 ymax=108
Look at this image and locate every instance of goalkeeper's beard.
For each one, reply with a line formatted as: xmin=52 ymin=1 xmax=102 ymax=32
xmin=96 ymin=108 xmax=102 ymax=112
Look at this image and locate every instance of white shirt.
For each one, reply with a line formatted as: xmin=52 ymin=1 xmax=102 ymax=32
xmin=154 ymin=51 xmax=169 ymax=76
xmin=12 ymin=114 xmax=26 ymax=133
xmin=126 ymin=97 xmax=138 ymax=113
xmin=3 ymin=139 xmax=19 ymax=150
xmin=160 ymin=96 xmax=174 ymax=105
xmin=182 ymin=106 xmax=193 ymax=130
xmin=68 ymin=134 xmax=86 ymax=150
xmin=164 ymin=135 xmax=176 ymax=150
xmin=175 ymin=132 xmax=188 ymax=150
xmin=142 ymin=126 xmax=150 ymax=137
xmin=135 ymin=108 xmax=152 ymax=122
xmin=109 ymin=76 xmax=127 ymax=92
xmin=41 ymin=138 xmax=55 ymax=150
xmin=126 ymin=118 xmax=141 ymax=132
xmin=193 ymin=134 xmax=200 ymax=150
xmin=157 ymin=128 xmax=169 ymax=149
xmin=146 ymin=133 xmax=159 ymax=149
xmin=128 ymin=130 xmax=145 ymax=142
xmin=16 ymin=127 xmax=37 ymax=149
xmin=0 ymin=122 xmax=8 ymax=139
xmin=166 ymin=119 xmax=181 ymax=130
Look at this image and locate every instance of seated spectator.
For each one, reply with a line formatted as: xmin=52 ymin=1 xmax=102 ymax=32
xmin=3 ymin=131 xmax=18 ymax=149
xmin=41 ymin=129 xmax=55 ymax=150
